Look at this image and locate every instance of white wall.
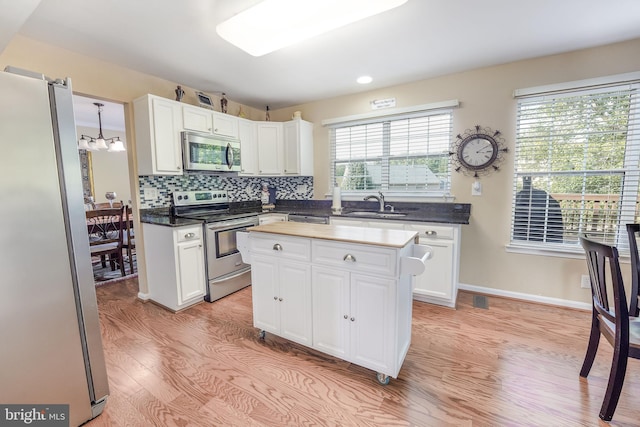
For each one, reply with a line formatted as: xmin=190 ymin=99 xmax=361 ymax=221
xmin=77 ymin=126 xmax=131 ymax=205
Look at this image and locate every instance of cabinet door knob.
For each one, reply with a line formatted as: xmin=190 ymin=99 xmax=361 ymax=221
xmin=278 ymin=298 xmax=283 ymax=302
xmin=273 ymin=296 xmax=278 ymax=300
xmin=350 ymin=317 xmax=355 ymax=322
xmin=273 ymin=243 xmax=283 ymax=251
xmin=343 ymin=314 xmax=348 ymax=319
xmin=343 ymin=254 xmax=356 ymax=262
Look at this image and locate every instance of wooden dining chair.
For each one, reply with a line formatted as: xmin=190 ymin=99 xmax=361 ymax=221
xmin=86 ymin=207 xmax=126 ymax=277
xmin=625 ymin=223 xmax=640 ymax=317
xmin=579 ymin=235 xmax=640 ymax=421
xmin=122 ymin=205 xmax=136 ymax=274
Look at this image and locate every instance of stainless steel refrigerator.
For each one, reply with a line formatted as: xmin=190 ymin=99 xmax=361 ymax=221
xmin=0 ymin=67 xmax=109 ymax=425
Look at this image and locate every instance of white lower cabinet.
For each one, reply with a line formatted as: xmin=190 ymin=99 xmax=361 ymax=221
xmin=404 ymin=223 xmax=459 ymax=308
xmin=250 ymin=234 xmax=312 ymax=346
xmin=248 ymin=231 xmax=413 ymax=383
xmin=312 ymin=267 xmax=396 ymax=375
xmin=143 ymin=224 xmax=206 ymax=311
xmin=258 ymin=213 xmax=288 ymax=225
xmin=330 ymin=217 xmax=460 ymax=308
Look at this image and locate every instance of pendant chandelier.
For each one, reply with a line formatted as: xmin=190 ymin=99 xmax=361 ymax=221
xmin=78 ymin=102 xmax=125 ymax=152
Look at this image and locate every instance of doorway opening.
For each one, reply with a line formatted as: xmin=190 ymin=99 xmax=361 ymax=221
xmin=73 ymin=94 xmax=136 ymax=281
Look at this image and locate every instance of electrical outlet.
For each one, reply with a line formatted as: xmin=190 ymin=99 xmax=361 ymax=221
xmin=297 ymin=184 xmax=307 ymax=193
xmin=143 ymin=187 xmax=158 ymax=200
xmin=471 ymin=180 xmax=482 ymax=196
xmin=581 ymin=274 xmax=591 ymax=289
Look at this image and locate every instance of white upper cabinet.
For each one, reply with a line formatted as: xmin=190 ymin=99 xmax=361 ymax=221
xmin=283 ymin=119 xmax=313 ymax=176
xmin=182 ymin=105 xmax=212 ymax=134
xmin=252 ymin=119 xmax=314 ymax=176
xmin=134 ymin=94 xmax=183 ymax=175
xmin=256 ymin=122 xmax=283 ymax=175
xmin=212 ymin=111 xmax=239 ymax=138
xmin=238 ymin=118 xmax=258 ymax=175
xmin=133 ymin=94 xmax=312 ymax=177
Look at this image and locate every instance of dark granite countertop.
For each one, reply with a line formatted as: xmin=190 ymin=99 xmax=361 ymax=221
xmin=140 ymin=199 xmax=471 ymax=227
xmin=140 ymin=209 xmax=204 ymax=227
xmin=271 ymin=199 xmax=471 ymax=225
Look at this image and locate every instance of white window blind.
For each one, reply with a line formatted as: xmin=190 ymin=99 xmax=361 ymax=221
xmin=330 ymin=110 xmax=452 ymax=194
xmin=511 ymin=80 xmax=640 ymax=252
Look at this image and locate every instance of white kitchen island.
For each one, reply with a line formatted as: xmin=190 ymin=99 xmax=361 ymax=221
xmin=238 ymin=222 xmax=429 ymax=385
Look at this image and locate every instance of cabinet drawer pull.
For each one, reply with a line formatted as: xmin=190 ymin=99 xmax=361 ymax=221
xmin=273 ymin=243 xmax=283 ymax=251
xmin=343 ymin=254 xmax=356 ymax=262
xmin=184 ymin=232 xmax=196 ymax=239
xmin=424 ymin=230 xmax=437 ymax=237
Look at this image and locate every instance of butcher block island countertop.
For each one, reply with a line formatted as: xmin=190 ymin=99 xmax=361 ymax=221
xmin=246 ymin=221 xmax=418 ymax=248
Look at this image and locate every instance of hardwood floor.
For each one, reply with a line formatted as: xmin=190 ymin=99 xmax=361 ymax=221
xmin=86 ymin=279 xmax=640 ymax=426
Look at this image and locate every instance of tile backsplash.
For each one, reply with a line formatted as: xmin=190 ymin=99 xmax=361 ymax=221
xmin=138 ymin=174 xmax=313 ymax=208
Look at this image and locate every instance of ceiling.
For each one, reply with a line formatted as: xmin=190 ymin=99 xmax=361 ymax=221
xmin=73 ymin=95 xmax=125 ymax=133
xmin=4 ymin=0 xmax=640 ymax=119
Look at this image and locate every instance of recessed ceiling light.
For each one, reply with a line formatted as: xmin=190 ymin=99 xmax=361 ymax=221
xmin=357 ymin=75 xmax=373 ymax=84
xmin=216 ymin=0 xmax=409 ymax=57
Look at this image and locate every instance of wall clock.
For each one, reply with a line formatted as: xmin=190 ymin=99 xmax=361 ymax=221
xmin=450 ymin=125 xmax=508 ymax=178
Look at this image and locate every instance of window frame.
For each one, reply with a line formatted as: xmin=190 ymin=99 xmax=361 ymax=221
xmin=324 ymin=101 xmax=457 ymax=199
xmin=508 ymin=73 xmax=640 ymax=257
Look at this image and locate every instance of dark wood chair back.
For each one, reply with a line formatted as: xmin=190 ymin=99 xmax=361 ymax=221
xmin=86 ymin=207 xmax=125 ymax=277
xmin=579 ymin=234 xmax=640 ymax=421
xmin=93 ymin=201 xmax=124 ymax=209
xmin=122 ymin=205 xmax=136 ymax=274
xmin=86 ymin=207 xmax=124 ymax=245
xmin=625 ymin=223 xmax=640 ymax=317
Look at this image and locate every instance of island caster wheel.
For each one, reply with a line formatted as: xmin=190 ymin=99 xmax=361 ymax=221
xmin=258 ymin=330 xmax=266 ymax=340
xmin=376 ymin=372 xmax=390 ymax=385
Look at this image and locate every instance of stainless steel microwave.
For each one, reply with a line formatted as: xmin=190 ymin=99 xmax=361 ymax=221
xmin=182 ymin=131 xmax=241 ymax=172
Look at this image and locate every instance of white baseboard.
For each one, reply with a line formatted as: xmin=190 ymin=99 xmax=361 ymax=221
xmin=458 ymin=283 xmax=591 ymax=311
xmin=137 ymin=292 xmax=151 ymax=301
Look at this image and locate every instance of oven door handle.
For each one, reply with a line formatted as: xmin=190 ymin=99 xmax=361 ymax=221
xmin=207 ymin=219 xmax=257 ymax=230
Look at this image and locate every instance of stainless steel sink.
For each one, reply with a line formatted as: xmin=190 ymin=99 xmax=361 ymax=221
xmin=345 ymin=211 xmax=407 ymax=218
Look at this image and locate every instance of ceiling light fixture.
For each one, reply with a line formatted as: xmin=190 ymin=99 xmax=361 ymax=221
xmin=78 ymin=103 xmax=126 ymax=152
xmin=216 ymin=0 xmax=408 ymax=57
xmin=357 ymin=75 xmax=373 ymax=84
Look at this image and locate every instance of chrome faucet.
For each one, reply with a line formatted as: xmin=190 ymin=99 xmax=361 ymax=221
xmin=364 ymin=191 xmax=385 ymax=212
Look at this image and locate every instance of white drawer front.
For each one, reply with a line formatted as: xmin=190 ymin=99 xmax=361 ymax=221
xmin=175 ymin=226 xmax=202 ymax=242
xmin=312 ymin=241 xmax=396 ymax=277
xmin=251 ymin=234 xmax=311 ymax=261
xmin=404 ymin=223 xmax=454 ymax=240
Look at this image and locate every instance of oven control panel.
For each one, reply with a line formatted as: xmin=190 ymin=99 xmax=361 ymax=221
xmin=173 ymin=190 xmax=228 ymax=206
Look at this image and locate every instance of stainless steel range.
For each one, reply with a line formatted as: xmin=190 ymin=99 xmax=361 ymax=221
xmin=172 ymin=190 xmax=259 ymax=302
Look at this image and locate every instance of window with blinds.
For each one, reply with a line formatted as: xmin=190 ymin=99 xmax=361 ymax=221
xmin=330 ymin=111 xmax=452 ymax=194
xmin=511 ymin=81 xmax=640 ymax=251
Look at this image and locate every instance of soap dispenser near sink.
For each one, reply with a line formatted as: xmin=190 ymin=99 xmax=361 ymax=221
xmin=261 ymin=183 xmax=276 ymax=209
